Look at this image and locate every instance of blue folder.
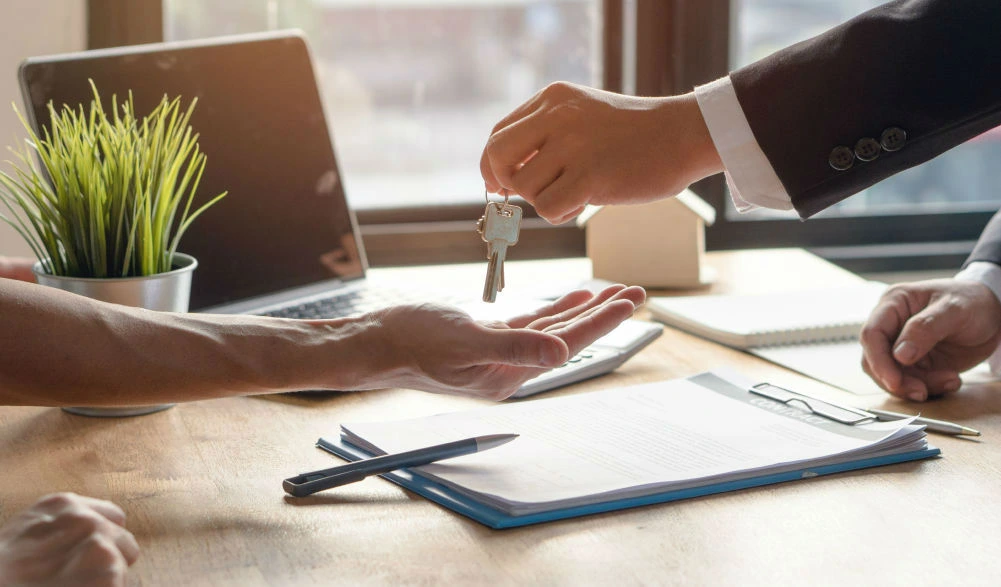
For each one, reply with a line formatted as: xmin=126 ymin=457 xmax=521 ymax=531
xmin=317 ymin=436 xmax=940 ymax=530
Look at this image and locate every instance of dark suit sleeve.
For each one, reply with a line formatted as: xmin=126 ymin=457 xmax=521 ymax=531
xmin=730 ymin=0 xmax=1001 ymax=219
xmin=965 ymin=210 xmax=1001 ymax=267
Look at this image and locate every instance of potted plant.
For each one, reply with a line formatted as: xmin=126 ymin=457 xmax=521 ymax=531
xmin=0 ymin=81 xmax=226 ymax=417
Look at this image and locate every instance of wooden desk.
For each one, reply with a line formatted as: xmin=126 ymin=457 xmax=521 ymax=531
xmin=2 ymin=249 xmax=999 ymax=586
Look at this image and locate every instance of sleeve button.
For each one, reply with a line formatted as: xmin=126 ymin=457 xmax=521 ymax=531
xmin=828 ymin=146 xmax=855 ymax=171
xmin=854 ymin=137 xmax=882 ymax=162
xmin=880 ymin=127 xmax=907 ymax=151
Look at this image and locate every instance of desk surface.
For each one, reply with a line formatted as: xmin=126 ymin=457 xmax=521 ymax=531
xmin=2 ymin=249 xmax=999 ymax=586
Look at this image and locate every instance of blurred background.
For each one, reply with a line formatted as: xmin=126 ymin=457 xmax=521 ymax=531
xmin=1 ymin=0 xmax=996 ymax=274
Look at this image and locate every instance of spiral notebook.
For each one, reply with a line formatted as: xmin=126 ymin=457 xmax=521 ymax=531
xmin=647 ymin=282 xmax=888 ymax=394
xmin=646 ymin=282 xmax=886 ymax=349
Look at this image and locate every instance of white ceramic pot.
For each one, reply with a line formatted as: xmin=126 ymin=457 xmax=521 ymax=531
xmin=32 ymin=253 xmax=198 ymax=417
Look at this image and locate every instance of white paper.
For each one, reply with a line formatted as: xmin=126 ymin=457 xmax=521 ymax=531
xmin=751 ymin=341 xmax=884 ymax=395
xmin=340 ymin=370 xmax=926 ymax=515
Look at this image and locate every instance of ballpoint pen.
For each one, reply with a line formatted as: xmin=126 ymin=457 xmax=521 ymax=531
xmin=283 ymin=433 xmax=519 ymax=497
xmin=867 ymin=408 xmax=981 ymax=437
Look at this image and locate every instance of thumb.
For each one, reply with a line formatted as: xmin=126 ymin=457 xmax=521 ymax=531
xmin=480 ymin=328 xmax=569 ymax=368
xmin=892 ymin=299 xmax=956 ymax=366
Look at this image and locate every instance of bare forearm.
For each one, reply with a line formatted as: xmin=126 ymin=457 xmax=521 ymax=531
xmin=0 ymin=279 xmax=380 ymax=406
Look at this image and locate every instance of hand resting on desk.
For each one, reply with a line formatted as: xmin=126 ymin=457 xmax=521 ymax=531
xmin=0 ymin=493 xmax=139 ymax=587
xmin=860 ymin=279 xmax=1001 ymax=402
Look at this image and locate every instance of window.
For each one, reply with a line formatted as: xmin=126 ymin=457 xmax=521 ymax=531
xmin=166 ymin=1 xmax=602 ymax=212
xmin=88 ymin=1 xmax=993 ymax=272
xmin=157 ymin=0 xmax=603 ymax=264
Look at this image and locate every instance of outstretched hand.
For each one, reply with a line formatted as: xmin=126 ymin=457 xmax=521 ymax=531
xmin=860 ymin=279 xmax=1001 ymax=401
xmin=366 ymin=284 xmax=646 ymax=399
xmin=479 ymin=82 xmax=721 ymax=225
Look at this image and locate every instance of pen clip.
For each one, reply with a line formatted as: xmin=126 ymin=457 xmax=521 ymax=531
xmin=282 ymin=469 xmax=369 ymax=498
xmin=749 ymin=382 xmax=876 ymax=425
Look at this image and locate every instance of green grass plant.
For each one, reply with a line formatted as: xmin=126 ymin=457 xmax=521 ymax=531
xmin=0 ymin=81 xmax=226 ymax=277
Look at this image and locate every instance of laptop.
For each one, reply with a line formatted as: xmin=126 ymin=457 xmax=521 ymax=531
xmin=17 ymin=30 xmax=661 ymax=398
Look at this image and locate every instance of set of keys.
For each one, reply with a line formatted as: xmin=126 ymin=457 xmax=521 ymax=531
xmin=476 ymin=192 xmax=523 ymax=302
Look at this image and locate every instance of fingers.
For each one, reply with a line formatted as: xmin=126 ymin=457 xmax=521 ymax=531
xmin=528 ymin=285 xmax=646 ymax=332
xmin=33 ymin=493 xmax=127 ymax=528
xmin=0 ymin=493 xmax=140 ymax=587
xmin=532 ymin=172 xmax=590 ymax=225
xmin=519 ymin=286 xmax=625 ymax=331
xmin=864 ymin=350 xmax=962 ymax=402
xmin=891 ymin=298 xmax=960 ymax=366
xmin=469 ymin=285 xmax=645 ymax=369
xmin=901 ymin=369 xmax=962 ymax=401
xmin=508 ymin=284 xmax=624 ymax=328
xmin=859 ymin=298 xmax=907 ymax=394
xmin=482 ymin=113 xmax=549 ymax=194
xmin=546 ymin=299 xmax=639 ymax=356
xmin=860 ymin=285 xmax=968 ymax=401
xmin=64 ymin=532 xmax=130 ymax=586
xmin=108 ymin=522 xmax=140 ymax=567
xmin=481 ymin=84 xmax=567 ymax=193
xmin=492 ymin=86 xmax=547 ymax=135
xmin=476 ymin=327 xmax=569 ymax=368
xmin=505 ymin=288 xmax=601 ymax=328
xmin=32 ymin=493 xmax=140 ymax=564
xmin=885 ymin=298 xmax=967 ymax=401
xmin=77 ymin=496 xmax=128 ymax=528
xmin=552 ymin=205 xmax=588 ymax=226
xmin=507 ymin=145 xmax=566 ymax=203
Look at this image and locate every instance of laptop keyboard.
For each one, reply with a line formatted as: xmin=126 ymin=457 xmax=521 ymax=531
xmin=258 ymin=287 xmax=435 ymax=320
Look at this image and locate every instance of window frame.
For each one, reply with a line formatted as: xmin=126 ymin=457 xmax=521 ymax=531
xmin=88 ymin=0 xmax=994 ymax=272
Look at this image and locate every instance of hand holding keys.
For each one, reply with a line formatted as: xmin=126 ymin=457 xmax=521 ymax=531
xmin=477 ymin=193 xmax=522 ymax=302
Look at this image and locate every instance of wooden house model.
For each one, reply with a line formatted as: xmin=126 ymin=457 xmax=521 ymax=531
xmin=576 ymin=189 xmax=717 ymax=289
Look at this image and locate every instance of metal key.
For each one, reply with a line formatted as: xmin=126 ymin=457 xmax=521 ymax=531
xmin=477 ymin=202 xmax=522 ymax=302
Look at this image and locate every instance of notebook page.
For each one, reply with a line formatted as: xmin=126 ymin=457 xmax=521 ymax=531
xmin=340 ymin=370 xmax=920 ymax=511
xmin=751 ymin=341 xmax=884 ymax=395
xmin=646 ymin=282 xmax=886 ymax=348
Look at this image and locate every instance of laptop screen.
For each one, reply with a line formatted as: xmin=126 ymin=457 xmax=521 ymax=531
xmin=18 ymin=31 xmax=365 ymax=311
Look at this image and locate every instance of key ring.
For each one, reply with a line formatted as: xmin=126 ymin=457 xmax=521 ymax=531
xmin=484 ymin=189 xmax=515 ymax=217
xmin=484 ymin=189 xmax=510 ymax=205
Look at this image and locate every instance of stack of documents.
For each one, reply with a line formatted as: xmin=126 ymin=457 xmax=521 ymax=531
xmin=322 ymin=370 xmax=938 ymax=528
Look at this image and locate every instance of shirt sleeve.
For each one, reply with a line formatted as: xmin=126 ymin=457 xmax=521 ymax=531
xmin=954 ymin=261 xmax=1001 ymax=376
xmin=693 ymin=76 xmax=793 ymax=212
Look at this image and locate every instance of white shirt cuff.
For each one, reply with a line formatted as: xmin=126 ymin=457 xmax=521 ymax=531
xmin=955 ymin=261 xmax=1001 ymax=376
xmin=694 ymin=76 xmax=794 ymax=212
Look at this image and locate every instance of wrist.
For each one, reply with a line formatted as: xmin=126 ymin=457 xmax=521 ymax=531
xmin=672 ymin=92 xmax=723 ymax=180
xmin=282 ymin=315 xmax=398 ymax=391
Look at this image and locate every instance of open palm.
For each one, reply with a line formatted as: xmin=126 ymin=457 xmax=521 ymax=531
xmin=368 ymin=285 xmax=646 ymax=399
